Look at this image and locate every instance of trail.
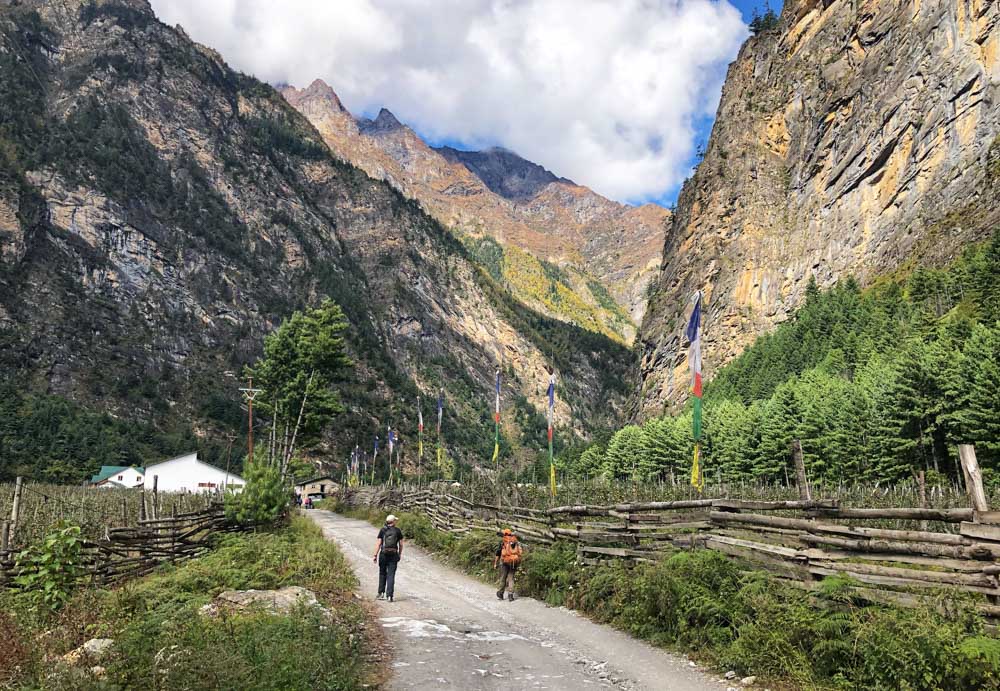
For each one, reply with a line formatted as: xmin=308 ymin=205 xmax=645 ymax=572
xmin=309 ymin=510 xmax=724 ymax=691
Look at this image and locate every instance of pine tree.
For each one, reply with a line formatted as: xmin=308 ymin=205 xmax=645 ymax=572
xmin=756 ymin=381 xmax=800 ymax=480
xmin=704 ymin=399 xmax=755 ymax=480
xmin=602 ymin=425 xmax=645 ymax=480
xmin=949 ymin=324 xmax=1000 ymax=464
xmin=640 ymin=416 xmax=686 ymax=477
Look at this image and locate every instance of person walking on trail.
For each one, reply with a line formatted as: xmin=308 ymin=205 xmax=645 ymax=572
xmin=373 ymin=514 xmax=404 ymax=602
xmin=494 ymin=528 xmax=522 ymax=601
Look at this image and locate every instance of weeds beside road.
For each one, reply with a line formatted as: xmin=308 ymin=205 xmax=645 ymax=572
xmin=0 ymin=516 xmax=379 ymax=690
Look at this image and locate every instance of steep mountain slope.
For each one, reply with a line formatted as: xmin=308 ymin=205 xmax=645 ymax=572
xmin=280 ymin=80 xmax=668 ymax=340
xmin=636 ymin=0 xmax=1000 ymax=417
xmin=0 ymin=0 xmax=631 ymax=479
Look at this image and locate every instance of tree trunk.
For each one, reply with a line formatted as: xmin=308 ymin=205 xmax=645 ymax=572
xmin=269 ymin=404 xmax=278 ymax=467
xmin=283 ymin=370 xmax=316 ymax=477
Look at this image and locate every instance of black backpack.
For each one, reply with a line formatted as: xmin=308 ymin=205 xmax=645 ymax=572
xmin=382 ymin=527 xmax=400 ymax=552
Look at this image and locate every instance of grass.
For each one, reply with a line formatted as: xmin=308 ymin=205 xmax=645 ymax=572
xmin=330 ymin=500 xmax=1000 ymax=690
xmin=0 ymin=516 xmax=377 ymax=690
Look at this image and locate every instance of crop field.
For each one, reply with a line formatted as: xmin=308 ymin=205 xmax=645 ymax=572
xmin=438 ymin=475 xmax=990 ymax=513
xmin=0 ymin=482 xmax=214 ymax=549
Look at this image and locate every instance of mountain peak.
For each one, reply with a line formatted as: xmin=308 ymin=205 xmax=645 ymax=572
xmin=278 ymin=79 xmax=347 ymax=113
xmin=434 ymin=146 xmax=571 ymax=200
xmin=358 ymin=108 xmax=404 ymax=135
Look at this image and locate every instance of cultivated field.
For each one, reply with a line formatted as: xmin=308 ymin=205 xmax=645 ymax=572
xmin=0 ymin=482 xmax=215 ymax=548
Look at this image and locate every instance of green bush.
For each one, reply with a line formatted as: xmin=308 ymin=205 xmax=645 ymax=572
xmin=225 ymin=462 xmax=288 ymax=525
xmin=14 ymin=522 xmax=83 ymax=612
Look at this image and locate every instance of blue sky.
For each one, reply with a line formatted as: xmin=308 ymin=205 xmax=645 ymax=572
xmin=155 ymin=0 xmax=784 ymax=207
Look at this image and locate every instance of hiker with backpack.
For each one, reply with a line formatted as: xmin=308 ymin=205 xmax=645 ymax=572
xmin=493 ymin=528 xmax=522 ymax=601
xmin=373 ymin=514 xmax=404 ymax=602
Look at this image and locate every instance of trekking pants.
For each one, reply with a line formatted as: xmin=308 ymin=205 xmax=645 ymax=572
xmin=498 ymin=563 xmax=516 ymax=594
xmin=378 ymin=551 xmax=399 ymax=597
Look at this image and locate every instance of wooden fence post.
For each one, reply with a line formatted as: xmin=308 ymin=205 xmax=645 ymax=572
xmin=790 ymin=440 xmax=812 ymax=501
xmin=1 ymin=520 xmax=9 ymax=553
xmin=152 ymin=475 xmax=159 ymax=520
xmin=916 ymin=470 xmax=928 ymax=532
xmin=10 ymin=476 xmax=23 ymax=537
xmin=958 ymin=444 xmax=989 ymax=516
xmin=121 ymin=497 xmax=128 ymax=527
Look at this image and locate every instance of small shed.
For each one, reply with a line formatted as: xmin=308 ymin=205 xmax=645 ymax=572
xmin=295 ymin=476 xmax=338 ymax=500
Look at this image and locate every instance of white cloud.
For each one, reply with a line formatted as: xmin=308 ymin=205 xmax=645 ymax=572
xmin=150 ymin=0 xmax=747 ymax=203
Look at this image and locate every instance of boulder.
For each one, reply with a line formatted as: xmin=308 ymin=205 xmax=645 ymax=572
xmin=200 ymin=586 xmax=331 ymax=619
xmin=62 ymin=638 xmax=114 ymax=666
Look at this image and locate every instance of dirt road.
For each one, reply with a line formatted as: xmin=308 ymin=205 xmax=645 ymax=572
xmin=309 ymin=511 xmax=723 ymax=691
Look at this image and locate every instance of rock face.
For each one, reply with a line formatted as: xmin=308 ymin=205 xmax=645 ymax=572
xmin=636 ymin=0 xmax=1000 ymax=417
xmin=0 ymin=0 xmax=630 ymax=467
xmin=281 ymin=81 xmax=669 ymax=338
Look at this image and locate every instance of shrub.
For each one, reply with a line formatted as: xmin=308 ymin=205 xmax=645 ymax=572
xmin=14 ymin=522 xmax=83 ymax=612
xmin=225 ymin=462 xmax=288 ymax=525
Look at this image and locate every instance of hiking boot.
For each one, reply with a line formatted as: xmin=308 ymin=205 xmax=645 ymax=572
xmin=376 ymin=593 xmax=385 ymax=601
xmin=508 ymin=592 xmax=515 ymax=601
xmin=496 ymin=590 xmax=504 ymax=600
xmin=387 ymin=595 xmax=394 ymax=602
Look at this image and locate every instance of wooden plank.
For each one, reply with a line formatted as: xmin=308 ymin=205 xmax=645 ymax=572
xmin=549 ymin=499 xmax=713 ymax=516
xmin=818 ymin=507 xmax=973 ymax=522
xmin=706 ymin=540 xmax=810 ymax=580
xmin=801 ymin=533 xmax=1000 ymax=560
xmin=976 ymin=511 xmax=1000 ymax=525
xmin=961 ymin=522 xmax=1000 ymax=543
xmin=808 ymin=565 xmax=1000 ymax=595
xmin=800 ymin=548 xmax=993 ymax=573
xmin=704 ymin=534 xmax=805 ymax=560
xmin=810 ymin=560 xmax=996 ymax=587
xmin=712 ymin=499 xmax=837 ymax=511
xmin=711 ymin=511 xmax=969 ymax=546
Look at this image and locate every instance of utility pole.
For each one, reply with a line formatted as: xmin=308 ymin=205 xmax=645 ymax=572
xmin=240 ymin=377 xmax=263 ymax=465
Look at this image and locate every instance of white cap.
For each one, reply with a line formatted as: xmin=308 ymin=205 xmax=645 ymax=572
xmin=386 ymin=514 xmax=398 ymax=523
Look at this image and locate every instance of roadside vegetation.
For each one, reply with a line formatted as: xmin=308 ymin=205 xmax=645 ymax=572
xmin=334 ymin=500 xmax=1000 ymax=690
xmin=0 ymin=515 xmax=376 ymax=690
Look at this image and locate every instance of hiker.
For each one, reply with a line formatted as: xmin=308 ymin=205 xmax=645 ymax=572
xmin=373 ymin=514 xmax=404 ymax=602
xmin=493 ymin=528 xmax=522 ymax=601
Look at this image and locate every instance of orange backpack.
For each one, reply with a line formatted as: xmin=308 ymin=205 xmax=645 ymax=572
xmin=501 ymin=534 xmax=522 ymax=566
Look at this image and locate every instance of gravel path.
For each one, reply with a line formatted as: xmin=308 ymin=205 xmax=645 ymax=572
xmin=309 ymin=510 xmax=725 ymax=691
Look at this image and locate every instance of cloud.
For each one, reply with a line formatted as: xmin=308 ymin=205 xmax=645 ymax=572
xmin=150 ymin=0 xmax=747 ymax=203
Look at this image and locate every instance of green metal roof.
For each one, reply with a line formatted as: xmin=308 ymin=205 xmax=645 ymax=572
xmin=90 ymin=465 xmax=144 ymax=484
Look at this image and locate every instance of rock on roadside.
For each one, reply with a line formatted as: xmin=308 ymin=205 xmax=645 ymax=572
xmin=62 ymin=638 xmax=115 ymax=666
xmin=199 ymin=586 xmax=332 ymax=619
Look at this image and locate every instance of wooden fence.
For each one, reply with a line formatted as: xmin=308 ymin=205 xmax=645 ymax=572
xmin=342 ymin=472 xmax=1000 ymax=619
xmin=0 ymin=503 xmax=243 ymax=587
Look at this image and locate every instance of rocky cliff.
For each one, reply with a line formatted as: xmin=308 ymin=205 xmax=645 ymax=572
xmin=637 ymin=0 xmax=1000 ymax=417
xmin=281 ymin=80 xmax=668 ymax=341
xmin=0 ymin=0 xmax=631 ymax=471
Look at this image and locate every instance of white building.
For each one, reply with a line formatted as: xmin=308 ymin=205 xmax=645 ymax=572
xmin=144 ymin=452 xmax=245 ymax=493
xmin=91 ymin=465 xmax=145 ymax=489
